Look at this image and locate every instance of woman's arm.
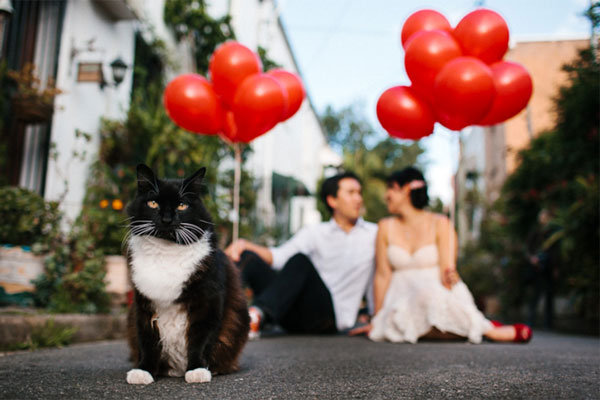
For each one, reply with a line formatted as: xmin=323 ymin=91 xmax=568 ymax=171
xmin=436 ymin=214 xmax=460 ymax=289
xmin=373 ymin=219 xmax=394 ymax=315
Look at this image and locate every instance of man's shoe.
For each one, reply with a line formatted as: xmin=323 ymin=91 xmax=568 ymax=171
xmin=248 ymin=306 xmax=263 ymax=340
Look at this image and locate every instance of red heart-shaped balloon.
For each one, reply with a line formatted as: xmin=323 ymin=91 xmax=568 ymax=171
xmin=232 ymin=74 xmax=288 ymax=142
xmin=377 ymin=85 xmax=435 ymax=140
xmin=401 ymin=9 xmax=452 ymax=49
xmin=404 ymin=30 xmax=462 ymax=103
xmin=209 ymin=41 xmax=262 ymax=107
xmin=163 ymin=74 xmax=223 ymax=134
xmin=453 ymin=9 xmax=509 ymax=64
xmin=267 ymin=69 xmax=305 ymax=121
xmin=433 ymin=57 xmax=496 ymax=131
xmin=477 ymin=61 xmax=533 ymax=126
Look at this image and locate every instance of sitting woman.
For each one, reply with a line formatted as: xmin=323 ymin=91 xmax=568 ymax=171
xmin=364 ymin=167 xmax=531 ymax=343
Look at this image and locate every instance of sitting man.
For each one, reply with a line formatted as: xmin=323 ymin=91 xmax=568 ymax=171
xmin=225 ymin=172 xmax=377 ymax=338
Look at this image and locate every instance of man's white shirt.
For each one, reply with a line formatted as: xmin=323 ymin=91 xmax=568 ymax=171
xmin=270 ymin=218 xmax=377 ymax=331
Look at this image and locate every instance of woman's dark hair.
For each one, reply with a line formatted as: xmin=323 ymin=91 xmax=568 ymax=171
xmin=319 ymin=171 xmax=361 ymax=215
xmin=387 ymin=167 xmax=429 ymax=209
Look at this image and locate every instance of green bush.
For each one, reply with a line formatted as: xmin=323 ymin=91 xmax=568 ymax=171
xmin=33 ymin=229 xmax=111 ymax=314
xmin=3 ymin=319 xmax=77 ymax=351
xmin=0 ymin=186 xmax=61 ymax=249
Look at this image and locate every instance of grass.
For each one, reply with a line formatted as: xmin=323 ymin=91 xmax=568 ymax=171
xmin=1 ymin=319 xmax=77 ymax=351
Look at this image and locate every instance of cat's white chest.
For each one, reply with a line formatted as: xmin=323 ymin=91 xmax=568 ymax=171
xmin=154 ymin=303 xmax=189 ymax=376
xmin=128 ymin=235 xmax=212 ymax=305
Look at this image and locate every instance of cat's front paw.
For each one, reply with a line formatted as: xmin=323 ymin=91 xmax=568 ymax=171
xmin=185 ymin=368 xmax=212 ymax=383
xmin=126 ymin=369 xmax=155 ymax=385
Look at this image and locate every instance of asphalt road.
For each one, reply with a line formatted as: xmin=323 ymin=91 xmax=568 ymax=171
xmin=0 ymin=331 xmax=598 ymax=399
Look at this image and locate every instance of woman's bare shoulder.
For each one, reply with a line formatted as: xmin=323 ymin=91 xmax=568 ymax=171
xmin=429 ymin=213 xmax=453 ymax=237
xmin=378 ymin=216 xmax=395 ymax=227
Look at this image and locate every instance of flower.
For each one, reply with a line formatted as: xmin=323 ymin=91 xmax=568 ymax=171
xmin=112 ymin=199 xmax=124 ymax=211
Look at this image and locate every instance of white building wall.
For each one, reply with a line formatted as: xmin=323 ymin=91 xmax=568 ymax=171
xmin=44 ymin=0 xmax=194 ymax=226
xmin=223 ymin=0 xmax=337 ymax=233
xmin=45 ymin=0 xmax=136 ymax=224
xmin=461 ymin=126 xmax=486 ymax=184
xmin=458 ymin=126 xmax=487 ymax=243
xmin=128 ymin=0 xmax=195 ymax=78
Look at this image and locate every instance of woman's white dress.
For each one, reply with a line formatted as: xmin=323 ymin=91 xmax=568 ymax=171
xmin=369 ymin=243 xmax=493 ymax=343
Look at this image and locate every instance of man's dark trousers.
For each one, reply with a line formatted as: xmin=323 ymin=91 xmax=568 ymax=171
xmin=238 ymin=250 xmax=337 ymax=334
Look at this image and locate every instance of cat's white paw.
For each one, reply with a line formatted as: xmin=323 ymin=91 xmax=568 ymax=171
xmin=185 ymin=368 xmax=212 ymax=383
xmin=126 ymin=369 xmax=154 ymax=385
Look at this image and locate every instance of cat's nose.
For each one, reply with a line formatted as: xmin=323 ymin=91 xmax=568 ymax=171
xmin=161 ymin=214 xmax=173 ymax=224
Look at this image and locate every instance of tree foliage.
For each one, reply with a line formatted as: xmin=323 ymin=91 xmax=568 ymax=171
xmin=163 ymin=0 xmax=235 ymax=74
xmin=499 ymin=43 xmax=599 ymax=324
xmin=459 ymin=12 xmax=599 ymax=329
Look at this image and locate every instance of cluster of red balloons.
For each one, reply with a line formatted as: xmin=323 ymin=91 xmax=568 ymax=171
xmin=377 ymin=8 xmax=533 ymax=140
xmin=164 ymin=41 xmax=305 ymax=143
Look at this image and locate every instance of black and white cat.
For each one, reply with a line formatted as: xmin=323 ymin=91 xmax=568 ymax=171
xmin=125 ymin=164 xmax=249 ymax=385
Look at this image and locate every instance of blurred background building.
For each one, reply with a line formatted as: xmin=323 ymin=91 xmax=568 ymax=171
xmin=456 ymin=36 xmax=591 ymax=245
xmin=1 ymin=0 xmax=338 ymax=237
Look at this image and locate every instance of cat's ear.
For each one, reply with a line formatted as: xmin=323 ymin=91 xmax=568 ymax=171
xmin=182 ymin=167 xmax=206 ymax=195
xmin=136 ymin=164 xmax=158 ymax=194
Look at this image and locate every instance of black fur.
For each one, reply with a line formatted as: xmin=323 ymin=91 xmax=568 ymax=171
xmin=126 ymin=164 xmax=249 ymax=380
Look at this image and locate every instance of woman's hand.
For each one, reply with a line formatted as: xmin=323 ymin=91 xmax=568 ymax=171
xmin=441 ymin=266 xmax=460 ymax=289
xmin=348 ymin=323 xmax=372 ymax=337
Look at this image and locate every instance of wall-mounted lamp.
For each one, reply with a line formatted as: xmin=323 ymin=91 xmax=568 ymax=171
xmin=77 ymin=56 xmax=127 ymax=89
xmin=109 ymin=57 xmax=127 ymax=85
xmin=100 ymin=57 xmax=128 ymax=89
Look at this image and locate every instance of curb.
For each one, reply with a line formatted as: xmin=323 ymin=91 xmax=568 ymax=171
xmin=0 ymin=312 xmax=127 ymax=347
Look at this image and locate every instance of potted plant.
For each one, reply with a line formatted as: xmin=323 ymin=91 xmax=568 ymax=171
xmin=0 ymin=186 xmax=61 ymax=296
xmin=7 ymin=63 xmax=62 ymax=124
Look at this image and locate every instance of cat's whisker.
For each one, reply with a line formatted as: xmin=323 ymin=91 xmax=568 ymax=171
xmin=181 ymin=223 xmax=207 ymax=235
xmin=130 ymin=224 xmax=157 ymax=239
xmin=181 ymin=227 xmax=203 ymax=238
xmin=126 ymin=221 xmax=154 ymax=231
xmin=129 ymin=219 xmax=153 ymax=227
xmin=130 ymin=225 xmax=150 ymax=234
xmin=183 ymin=227 xmax=200 ymax=245
xmin=188 ymin=225 xmax=208 ymax=234
xmin=177 ymin=230 xmax=187 ymax=246
xmin=122 ymin=230 xmax=133 ymax=250
xmin=178 ymin=228 xmax=195 ymax=245
xmin=179 ymin=224 xmax=201 ymax=236
xmin=183 ymin=225 xmax=201 ymax=238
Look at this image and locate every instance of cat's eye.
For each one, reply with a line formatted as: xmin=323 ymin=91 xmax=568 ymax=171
xmin=177 ymin=203 xmax=188 ymax=211
xmin=147 ymin=200 xmax=159 ymax=209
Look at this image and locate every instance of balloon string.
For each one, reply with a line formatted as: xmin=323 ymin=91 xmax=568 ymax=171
xmin=233 ymin=143 xmax=241 ymax=242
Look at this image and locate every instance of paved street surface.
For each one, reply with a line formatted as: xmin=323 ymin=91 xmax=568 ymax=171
xmin=0 ymin=331 xmax=598 ymax=399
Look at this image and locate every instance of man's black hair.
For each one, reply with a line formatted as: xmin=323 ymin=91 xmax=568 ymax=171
xmin=319 ymin=171 xmax=361 ymax=215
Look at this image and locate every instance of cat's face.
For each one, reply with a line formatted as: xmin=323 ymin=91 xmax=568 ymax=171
xmin=127 ymin=164 xmax=213 ymax=245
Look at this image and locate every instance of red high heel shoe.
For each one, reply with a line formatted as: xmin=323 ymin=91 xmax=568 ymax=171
xmin=490 ymin=320 xmax=532 ymax=343
xmin=512 ymin=323 xmax=532 ymax=343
